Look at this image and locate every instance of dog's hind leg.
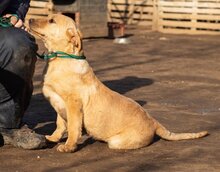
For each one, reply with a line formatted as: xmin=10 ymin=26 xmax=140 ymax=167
xmin=107 ymin=129 xmax=154 ymax=150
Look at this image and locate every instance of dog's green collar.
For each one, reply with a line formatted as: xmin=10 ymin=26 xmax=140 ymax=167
xmin=36 ymin=51 xmax=86 ymax=60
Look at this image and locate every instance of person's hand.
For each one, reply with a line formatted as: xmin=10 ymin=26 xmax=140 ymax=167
xmin=4 ymin=14 xmax=27 ymax=31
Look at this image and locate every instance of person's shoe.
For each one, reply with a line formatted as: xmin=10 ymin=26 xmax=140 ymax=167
xmin=0 ymin=125 xmax=46 ymax=150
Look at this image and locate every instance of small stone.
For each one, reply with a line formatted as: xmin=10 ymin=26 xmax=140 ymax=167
xmin=159 ymin=37 xmax=168 ymax=41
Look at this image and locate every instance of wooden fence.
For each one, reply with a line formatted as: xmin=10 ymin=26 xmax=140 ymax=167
xmin=25 ymin=0 xmax=220 ymax=35
xmin=108 ymin=0 xmax=155 ymax=28
xmin=26 ymin=0 xmax=53 ymax=20
xmin=108 ymin=0 xmax=220 ymax=35
xmin=157 ymin=0 xmax=220 ymax=35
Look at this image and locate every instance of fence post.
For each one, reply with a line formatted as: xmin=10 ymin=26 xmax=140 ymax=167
xmin=152 ymin=0 xmax=158 ymax=31
xmin=107 ymin=0 xmax=111 ymax=23
xmin=127 ymin=1 xmax=135 ymax=25
xmin=191 ymin=0 xmax=197 ymax=32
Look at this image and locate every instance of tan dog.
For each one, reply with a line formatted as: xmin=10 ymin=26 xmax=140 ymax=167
xmin=29 ymin=14 xmax=208 ymax=153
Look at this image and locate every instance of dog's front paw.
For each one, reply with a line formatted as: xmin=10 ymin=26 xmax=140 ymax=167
xmin=45 ymin=135 xmax=60 ymax=142
xmin=57 ymin=144 xmax=76 ymax=153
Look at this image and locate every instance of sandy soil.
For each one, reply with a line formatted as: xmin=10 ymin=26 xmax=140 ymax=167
xmin=0 ymin=29 xmax=219 ymax=172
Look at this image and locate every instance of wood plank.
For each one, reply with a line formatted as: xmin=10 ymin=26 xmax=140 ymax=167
xmin=136 ymin=20 xmax=153 ymax=26
xmin=160 ymin=6 xmax=220 ymax=14
xmin=160 ymin=27 xmax=220 ymax=35
xmin=159 ymin=20 xmax=192 ymax=28
xmin=108 ymin=17 xmax=125 ymax=23
xmin=159 ymin=1 xmax=194 ymax=7
xmin=110 ymin=0 xmax=154 ymax=5
xmin=26 ymin=15 xmax=48 ymax=20
xmin=159 ymin=0 xmax=220 ymax=8
xmin=198 ymin=2 xmax=220 ymax=8
xmin=31 ymin=0 xmax=51 ymax=2
xmin=197 ymin=8 xmax=220 ymax=14
xmin=28 ymin=8 xmax=50 ymax=15
xmin=30 ymin=1 xmax=49 ymax=8
xmin=127 ymin=19 xmax=153 ymax=25
xmin=110 ymin=7 xmax=154 ymax=13
xmin=199 ymin=0 xmax=220 ymax=1
xmin=107 ymin=17 xmax=153 ymax=26
xmin=195 ymin=22 xmax=220 ymax=30
xmin=160 ymin=13 xmax=220 ymax=20
xmin=110 ymin=12 xmax=153 ymax=20
xmin=159 ymin=7 xmax=194 ymax=13
xmin=110 ymin=5 xmax=154 ymax=13
xmin=159 ymin=20 xmax=220 ymax=30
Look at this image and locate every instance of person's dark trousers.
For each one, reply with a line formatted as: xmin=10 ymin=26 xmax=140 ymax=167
xmin=0 ymin=0 xmax=11 ymax=14
xmin=0 ymin=27 xmax=37 ymax=129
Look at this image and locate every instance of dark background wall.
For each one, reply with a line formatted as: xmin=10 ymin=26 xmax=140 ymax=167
xmin=79 ymin=0 xmax=108 ymax=38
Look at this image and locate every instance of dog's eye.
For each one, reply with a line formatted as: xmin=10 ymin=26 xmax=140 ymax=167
xmin=49 ymin=19 xmax=55 ymax=24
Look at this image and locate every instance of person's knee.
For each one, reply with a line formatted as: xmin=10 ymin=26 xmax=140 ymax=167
xmin=2 ymin=28 xmax=38 ymax=53
xmin=0 ymin=28 xmax=37 ymax=80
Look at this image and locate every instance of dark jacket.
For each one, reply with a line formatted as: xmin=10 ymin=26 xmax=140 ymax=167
xmin=0 ymin=0 xmax=30 ymax=21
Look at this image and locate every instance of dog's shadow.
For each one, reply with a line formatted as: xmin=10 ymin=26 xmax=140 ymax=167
xmin=103 ymin=76 xmax=153 ymax=106
xmin=103 ymin=76 xmax=154 ymax=95
xmin=25 ymin=76 xmax=154 ymax=149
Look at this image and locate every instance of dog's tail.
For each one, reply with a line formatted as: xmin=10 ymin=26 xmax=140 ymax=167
xmin=153 ymin=119 xmax=208 ymax=141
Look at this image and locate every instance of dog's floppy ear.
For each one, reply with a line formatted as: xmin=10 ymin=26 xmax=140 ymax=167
xmin=66 ymin=28 xmax=83 ymax=55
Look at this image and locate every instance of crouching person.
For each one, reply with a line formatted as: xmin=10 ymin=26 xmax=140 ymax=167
xmin=0 ymin=0 xmax=46 ymax=149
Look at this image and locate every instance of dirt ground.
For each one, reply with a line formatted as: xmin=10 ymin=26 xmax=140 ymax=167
xmin=0 ymin=29 xmax=220 ymax=172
